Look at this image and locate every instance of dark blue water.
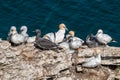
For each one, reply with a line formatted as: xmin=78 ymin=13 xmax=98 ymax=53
xmin=0 ymin=0 xmax=120 ymax=46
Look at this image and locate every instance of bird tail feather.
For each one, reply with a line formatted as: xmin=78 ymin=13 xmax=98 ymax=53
xmin=111 ymin=39 xmax=117 ymax=43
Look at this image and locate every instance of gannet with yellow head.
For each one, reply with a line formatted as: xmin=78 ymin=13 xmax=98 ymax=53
xmin=43 ymin=23 xmax=68 ymax=43
xmin=68 ymin=31 xmax=84 ymax=49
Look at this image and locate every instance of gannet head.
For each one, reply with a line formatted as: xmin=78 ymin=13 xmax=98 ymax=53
xmin=97 ymin=29 xmax=103 ymax=34
xmin=10 ymin=26 xmax=16 ymax=31
xmin=35 ymin=29 xmax=41 ymax=34
xmin=10 ymin=26 xmax=17 ymax=35
xmin=69 ymin=31 xmax=75 ymax=36
xmin=59 ymin=23 xmax=68 ymax=31
xmin=20 ymin=26 xmax=28 ymax=33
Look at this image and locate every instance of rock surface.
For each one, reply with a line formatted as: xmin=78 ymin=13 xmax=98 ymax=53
xmin=0 ymin=40 xmax=120 ymax=80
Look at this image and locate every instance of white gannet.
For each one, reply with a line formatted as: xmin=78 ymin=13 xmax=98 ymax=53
xmin=20 ymin=26 xmax=36 ymax=43
xmin=10 ymin=27 xmax=26 ymax=45
xmin=7 ymin=26 xmax=17 ymax=42
xmin=96 ymin=29 xmax=116 ymax=45
xmin=20 ymin=26 xmax=29 ymax=42
xmin=43 ymin=23 xmax=68 ymax=43
xmin=58 ymin=42 xmax=70 ymax=50
xmin=82 ymin=54 xmax=101 ymax=68
xmin=68 ymin=31 xmax=84 ymax=50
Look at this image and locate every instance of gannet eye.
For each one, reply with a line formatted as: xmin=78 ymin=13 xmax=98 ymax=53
xmin=11 ymin=29 xmax=15 ymax=32
xmin=21 ymin=29 xmax=24 ymax=31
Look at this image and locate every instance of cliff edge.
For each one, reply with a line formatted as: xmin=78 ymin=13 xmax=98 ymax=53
xmin=0 ymin=40 xmax=120 ymax=80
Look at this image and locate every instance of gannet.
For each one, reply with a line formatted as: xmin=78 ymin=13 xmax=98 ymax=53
xmin=43 ymin=23 xmax=68 ymax=43
xmin=20 ymin=26 xmax=36 ymax=43
xmin=82 ymin=54 xmax=101 ymax=68
xmin=96 ymin=29 xmax=116 ymax=45
xmin=7 ymin=26 xmax=17 ymax=42
xmin=85 ymin=34 xmax=100 ymax=48
xmin=10 ymin=27 xmax=26 ymax=45
xmin=68 ymin=31 xmax=84 ymax=49
xmin=34 ymin=29 xmax=60 ymax=50
xmin=20 ymin=26 xmax=29 ymax=42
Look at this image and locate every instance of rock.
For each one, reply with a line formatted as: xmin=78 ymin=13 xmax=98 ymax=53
xmin=22 ymin=46 xmax=35 ymax=51
xmin=0 ymin=40 xmax=120 ymax=80
xmin=26 ymin=43 xmax=34 ymax=47
xmin=14 ymin=50 xmax=22 ymax=56
xmin=4 ymin=51 xmax=16 ymax=58
xmin=0 ymin=41 xmax=11 ymax=50
xmin=56 ymin=77 xmax=72 ymax=80
xmin=22 ymin=51 xmax=34 ymax=59
xmin=76 ymin=65 xmax=82 ymax=72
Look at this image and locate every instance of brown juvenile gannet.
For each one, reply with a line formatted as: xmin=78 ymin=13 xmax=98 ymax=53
xmin=34 ymin=29 xmax=60 ymax=50
xmin=85 ymin=34 xmax=102 ymax=48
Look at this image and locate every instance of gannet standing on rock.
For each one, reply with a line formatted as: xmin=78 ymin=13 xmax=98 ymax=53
xmin=96 ymin=29 xmax=116 ymax=45
xmin=43 ymin=23 xmax=68 ymax=44
xmin=68 ymin=31 xmax=84 ymax=50
xmin=8 ymin=26 xmax=17 ymax=42
xmin=34 ymin=29 xmax=60 ymax=51
xmin=20 ymin=26 xmax=29 ymax=42
xmin=85 ymin=34 xmax=100 ymax=48
xmin=82 ymin=54 xmax=101 ymax=68
xmin=20 ymin=26 xmax=36 ymax=43
xmin=10 ymin=27 xmax=26 ymax=46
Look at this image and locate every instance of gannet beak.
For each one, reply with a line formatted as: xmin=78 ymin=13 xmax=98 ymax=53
xmin=65 ymin=27 xmax=68 ymax=31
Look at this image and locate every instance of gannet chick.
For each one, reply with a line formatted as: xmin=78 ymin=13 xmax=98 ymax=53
xmin=82 ymin=54 xmax=101 ymax=68
xmin=34 ymin=29 xmax=60 ymax=50
xmin=96 ymin=29 xmax=116 ymax=45
xmin=43 ymin=23 xmax=68 ymax=43
xmin=10 ymin=27 xmax=26 ymax=45
xmin=20 ymin=26 xmax=36 ymax=43
xmin=20 ymin=26 xmax=29 ymax=42
xmin=68 ymin=31 xmax=84 ymax=49
xmin=8 ymin=26 xmax=17 ymax=42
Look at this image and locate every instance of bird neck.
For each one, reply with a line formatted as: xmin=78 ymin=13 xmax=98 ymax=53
xmin=36 ymin=33 xmax=41 ymax=41
xmin=57 ymin=29 xmax=65 ymax=34
xmin=21 ymin=31 xmax=27 ymax=35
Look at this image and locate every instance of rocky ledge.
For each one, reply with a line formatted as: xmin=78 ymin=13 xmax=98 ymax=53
xmin=0 ymin=40 xmax=120 ymax=80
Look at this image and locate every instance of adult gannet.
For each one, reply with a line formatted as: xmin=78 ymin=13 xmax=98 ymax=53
xmin=68 ymin=31 xmax=84 ymax=50
xmin=43 ymin=23 xmax=68 ymax=43
xmin=96 ymin=29 xmax=116 ymax=45
xmin=82 ymin=54 xmax=101 ymax=68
